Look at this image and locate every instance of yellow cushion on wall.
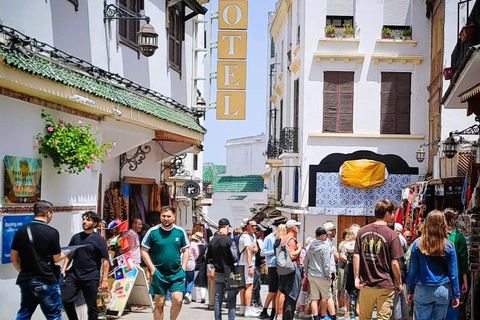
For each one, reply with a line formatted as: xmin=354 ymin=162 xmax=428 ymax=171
xmin=340 ymin=159 xmax=386 ymax=189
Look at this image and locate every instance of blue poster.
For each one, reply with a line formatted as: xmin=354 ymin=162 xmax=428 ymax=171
xmin=2 ymin=215 xmax=34 ymax=264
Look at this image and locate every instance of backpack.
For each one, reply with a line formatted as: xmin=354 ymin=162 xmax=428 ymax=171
xmin=275 ymin=237 xmax=296 ymax=275
xmin=231 ymin=234 xmax=245 ymax=263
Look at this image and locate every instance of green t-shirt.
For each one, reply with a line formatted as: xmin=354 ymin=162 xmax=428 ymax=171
xmin=448 ymin=229 xmax=469 ymax=286
xmin=141 ymin=224 xmax=189 ymax=274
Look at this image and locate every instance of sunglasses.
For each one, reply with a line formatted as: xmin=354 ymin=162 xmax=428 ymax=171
xmin=405 ymin=236 xmax=413 ymax=239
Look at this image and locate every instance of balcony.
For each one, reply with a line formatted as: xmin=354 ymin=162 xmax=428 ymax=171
xmin=279 ymin=127 xmax=299 ymax=154
xmin=444 ymin=0 xmax=480 ymax=109
xmin=267 ymin=139 xmax=280 ymax=159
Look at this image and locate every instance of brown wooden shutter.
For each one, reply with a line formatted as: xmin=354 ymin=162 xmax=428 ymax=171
xmin=381 ymin=72 xmax=411 ymax=134
xmin=323 ymin=72 xmax=353 ymax=133
xmin=323 ymin=72 xmax=339 ymax=132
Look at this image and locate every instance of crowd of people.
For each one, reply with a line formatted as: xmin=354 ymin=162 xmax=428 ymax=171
xmin=10 ymin=199 xmax=470 ymax=320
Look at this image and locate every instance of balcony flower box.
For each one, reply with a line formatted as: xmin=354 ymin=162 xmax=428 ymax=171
xmin=460 ymin=24 xmax=475 ymax=43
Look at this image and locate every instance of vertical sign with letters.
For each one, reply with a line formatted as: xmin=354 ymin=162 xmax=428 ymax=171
xmin=217 ymin=0 xmax=248 ymax=120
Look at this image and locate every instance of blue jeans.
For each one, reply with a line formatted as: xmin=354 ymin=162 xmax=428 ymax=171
xmin=413 ymin=284 xmax=450 ymax=320
xmin=185 ymin=270 xmax=195 ymax=295
xmin=214 ymin=272 xmax=237 ymax=320
xmin=16 ymin=278 xmax=62 ymax=320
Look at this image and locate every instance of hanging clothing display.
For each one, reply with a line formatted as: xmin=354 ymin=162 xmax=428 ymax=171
xmin=103 ymin=187 xmax=128 ymax=223
xmin=149 ymin=183 xmax=172 ymax=212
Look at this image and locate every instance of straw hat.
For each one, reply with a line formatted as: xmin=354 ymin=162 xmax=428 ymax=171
xmin=192 ymin=232 xmax=203 ymax=242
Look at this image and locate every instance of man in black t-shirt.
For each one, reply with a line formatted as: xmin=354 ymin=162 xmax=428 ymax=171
xmin=206 ymin=218 xmax=238 ymax=320
xmin=11 ymin=200 xmax=67 ymax=320
xmin=62 ymin=211 xmax=109 ymax=320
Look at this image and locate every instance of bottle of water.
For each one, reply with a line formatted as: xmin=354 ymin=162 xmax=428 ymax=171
xmin=350 ymin=294 xmax=356 ymax=319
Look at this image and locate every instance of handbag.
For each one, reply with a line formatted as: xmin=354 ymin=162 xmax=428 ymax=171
xmin=224 ymin=265 xmax=246 ymax=291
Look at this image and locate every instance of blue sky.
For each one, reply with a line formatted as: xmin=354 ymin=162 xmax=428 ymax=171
xmin=202 ymin=0 xmax=277 ymax=165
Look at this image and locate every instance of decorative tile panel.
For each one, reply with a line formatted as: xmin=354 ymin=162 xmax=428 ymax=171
xmin=310 ymin=173 xmax=412 ymax=215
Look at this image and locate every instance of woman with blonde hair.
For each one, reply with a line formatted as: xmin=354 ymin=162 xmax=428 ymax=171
xmin=406 ymin=210 xmax=460 ymax=320
xmin=339 ymin=224 xmax=360 ymax=317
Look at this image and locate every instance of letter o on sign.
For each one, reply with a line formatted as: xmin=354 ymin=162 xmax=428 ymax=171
xmin=218 ymin=0 xmax=248 ymax=30
xmin=223 ymin=4 xmax=242 ymax=26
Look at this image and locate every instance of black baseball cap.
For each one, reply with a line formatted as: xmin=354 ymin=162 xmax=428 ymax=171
xmin=218 ymin=218 xmax=231 ymax=227
xmin=315 ymin=227 xmax=328 ymax=236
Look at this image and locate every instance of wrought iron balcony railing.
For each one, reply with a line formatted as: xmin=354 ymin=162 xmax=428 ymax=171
xmin=451 ymin=0 xmax=480 ymax=75
xmin=280 ymin=127 xmax=299 ymax=154
xmin=267 ymin=139 xmax=280 ymax=159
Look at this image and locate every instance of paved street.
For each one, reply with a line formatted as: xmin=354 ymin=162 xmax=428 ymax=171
xmin=117 ymin=285 xmax=370 ymax=320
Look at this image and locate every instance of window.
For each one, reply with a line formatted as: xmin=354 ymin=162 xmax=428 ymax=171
xmin=323 ymin=72 xmax=354 ymax=133
xmin=380 ymin=72 xmax=411 ymax=134
xmin=326 ymin=16 xmax=353 ymax=27
xmin=279 ymin=99 xmax=284 ymax=132
xmin=168 ymin=5 xmax=184 ymax=72
xmin=294 ymin=80 xmax=299 ymax=129
xmin=293 ymin=167 xmax=299 ymax=203
xmin=297 ymin=26 xmax=301 ymax=45
xmin=119 ymin=0 xmax=142 ymax=50
xmin=277 ymin=172 xmax=283 ymax=201
xmin=270 ymin=38 xmax=275 ymax=58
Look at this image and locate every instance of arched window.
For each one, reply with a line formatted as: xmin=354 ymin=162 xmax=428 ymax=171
xmin=277 ymin=171 xmax=283 ymax=201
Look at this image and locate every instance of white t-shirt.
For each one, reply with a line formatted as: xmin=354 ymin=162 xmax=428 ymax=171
xmin=239 ymin=233 xmax=256 ymax=266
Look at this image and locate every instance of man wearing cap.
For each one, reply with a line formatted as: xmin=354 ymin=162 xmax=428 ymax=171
xmin=322 ymin=220 xmax=338 ymax=318
xmin=206 ymin=218 xmax=237 ymax=320
xmin=353 ymin=200 xmax=404 ymax=320
xmin=279 ymin=219 xmax=303 ymax=320
xmin=238 ymin=219 xmax=260 ymax=317
xmin=305 ymin=227 xmax=335 ymax=320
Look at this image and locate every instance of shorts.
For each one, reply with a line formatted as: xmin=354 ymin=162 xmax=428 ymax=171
xmin=243 ymin=265 xmax=254 ymax=285
xmin=308 ymin=276 xmax=332 ymax=300
xmin=267 ymin=267 xmax=279 ymax=292
xmin=150 ymin=268 xmax=186 ymax=296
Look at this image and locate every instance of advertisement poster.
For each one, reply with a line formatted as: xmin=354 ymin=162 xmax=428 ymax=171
xmin=2 ymin=215 xmax=34 ymax=264
xmin=3 ymin=156 xmax=42 ymax=204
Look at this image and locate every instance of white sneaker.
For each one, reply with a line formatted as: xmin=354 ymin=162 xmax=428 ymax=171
xmin=237 ymin=306 xmax=245 ymax=316
xmin=184 ymin=293 xmax=192 ymax=304
xmin=165 ymin=300 xmax=172 ymax=307
xmin=244 ymin=307 xmax=261 ymax=318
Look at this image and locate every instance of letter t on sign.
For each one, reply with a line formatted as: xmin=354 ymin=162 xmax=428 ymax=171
xmin=218 ymin=31 xmax=248 ymax=59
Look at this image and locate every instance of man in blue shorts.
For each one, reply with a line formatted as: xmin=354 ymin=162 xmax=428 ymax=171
xmin=142 ymin=206 xmax=190 ymax=320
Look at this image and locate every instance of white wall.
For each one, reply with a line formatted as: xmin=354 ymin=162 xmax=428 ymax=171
xmin=225 ymin=135 xmax=266 ymax=176
xmin=208 ymin=192 xmax=265 ymax=229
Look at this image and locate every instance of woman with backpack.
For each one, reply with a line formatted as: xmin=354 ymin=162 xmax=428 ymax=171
xmin=406 ymin=210 xmax=460 ymax=320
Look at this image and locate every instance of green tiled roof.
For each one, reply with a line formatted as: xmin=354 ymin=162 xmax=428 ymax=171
xmin=213 ymin=175 xmax=264 ymax=192
xmin=203 ymin=164 xmax=227 ymax=182
xmin=0 ymin=47 xmax=206 ymax=133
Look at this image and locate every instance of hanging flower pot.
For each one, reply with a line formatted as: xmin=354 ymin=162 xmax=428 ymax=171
xmin=35 ymin=110 xmax=113 ymax=174
xmin=460 ymin=24 xmax=475 ymax=43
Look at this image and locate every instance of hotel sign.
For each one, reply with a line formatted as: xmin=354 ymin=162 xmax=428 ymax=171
xmin=217 ymin=0 xmax=248 ymax=120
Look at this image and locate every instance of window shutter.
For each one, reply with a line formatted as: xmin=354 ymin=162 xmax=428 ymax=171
xmin=324 ymin=72 xmax=339 ymax=133
xmin=381 ymin=72 xmax=411 ymax=134
xmin=383 ymin=0 xmax=411 ymax=26
xmin=339 ymin=72 xmax=353 ymax=132
xmin=327 ymin=0 xmax=354 ymax=16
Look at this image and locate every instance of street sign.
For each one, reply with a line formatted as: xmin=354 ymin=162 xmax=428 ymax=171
xmin=182 ymin=181 xmax=201 ymax=198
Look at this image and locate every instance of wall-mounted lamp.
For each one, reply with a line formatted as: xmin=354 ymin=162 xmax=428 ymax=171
xmin=443 ymin=118 xmax=480 ymax=159
xmin=103 ymin=0 xmax=158 ymax=57
xmin=415 ymin=139 xmax=440 ymax=163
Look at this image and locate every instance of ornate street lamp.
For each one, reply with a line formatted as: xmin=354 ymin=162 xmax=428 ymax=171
xmin=443 ymin=135 xmax=458 ymax=159
xmin=104 ymin=0 xmax=158 ymax=57
xmin=416 ymin=147 xmax=426 ymax=163
xmin=205 ymin=184 xmax=214 ymax=198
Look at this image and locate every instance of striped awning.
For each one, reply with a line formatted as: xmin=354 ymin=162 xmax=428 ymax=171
xmin=459 ymin=81 xmax=480 ymax=102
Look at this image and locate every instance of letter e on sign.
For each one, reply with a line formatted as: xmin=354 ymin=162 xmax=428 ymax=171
xmin=218 ymin=1 xmax=248 ymax=30
xmin=217 ymin=61 xmax=246 ymax=90
xmin=217 ymin=91 xmax=246 ymax=120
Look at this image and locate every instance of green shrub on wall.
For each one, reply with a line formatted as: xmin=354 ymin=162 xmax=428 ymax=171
xmin=35 ymin=110 xmax=114 ymax=174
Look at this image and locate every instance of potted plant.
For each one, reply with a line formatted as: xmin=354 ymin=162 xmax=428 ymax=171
xmin=343 ymin=23 xmax=355 ymax=38
xmin=325 ymin=24 xmax=336 ymax=38
xmin=35 ymin=110 xmax=113 ymax=174
xmin=382 ymin=27 xmax=392 ymax=39
xmin=460 ymin=24 xmax=475 ymax=43
xmin=402 ymin=28 xmax=412 ymax=40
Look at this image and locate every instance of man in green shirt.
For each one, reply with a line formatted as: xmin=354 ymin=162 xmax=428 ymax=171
xmin=142 ymin=206 xmax=190 ymax=320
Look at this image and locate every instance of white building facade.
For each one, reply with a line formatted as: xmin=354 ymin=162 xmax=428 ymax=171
xmin=204 ymin=134 xmax=267 ymax=228
xmin=266 ymin=0 xmax=430 ymax=241
xmin=0 ymin=0 xmax=208 ymax=318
